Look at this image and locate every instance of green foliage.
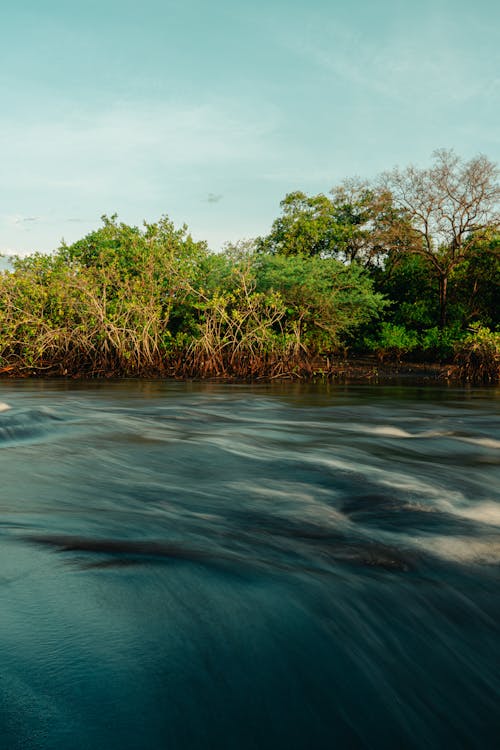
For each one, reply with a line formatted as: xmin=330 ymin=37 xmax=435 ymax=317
xmin=258 ymin=183 xmax=399 ymax=265
xmin=255 ymin=253 xmax=386 ymax=352
xmin=0 ymin=217 xmax=386 ymax=378
xmin=0 ymin=149 xmax=498 ymax=380
xmin=181 ymin=262 xmax=287 ymax=378
xmin=177 ymin=252 xmax=385 ymax=376
xmin=449 ymin=233 xmax=500 ymax=328
xmin=454 ymin=324 xmax=500 ymax=383
xmin=0 ymin=216 xmax=210 ymax=375
xmin=420 ymin=326 xmax=464 ymax=360
xmin=383 ymin=150 xmax=500 ymax=328
xmin=365 ymin=323 xmax=419 ymax=362
xmin=258 ymin=192 xmax=337 ymax=257
xmin=374 ymin=253 xmax=438 ymax=329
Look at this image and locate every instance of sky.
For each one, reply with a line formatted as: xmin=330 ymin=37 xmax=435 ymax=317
xmin=1 ymin=0 xmax=499 ymax=254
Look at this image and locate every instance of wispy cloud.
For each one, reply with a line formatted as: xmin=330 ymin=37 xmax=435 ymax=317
xmin=2 ymin=214 xmax=43 ymax=230
xmin=206 ymin=193 xmax=223 ymax=204
xmin=8 ymin=215 xmax=41 ymax=225
xmin=282 ymin=11 xmax=500 ymax=110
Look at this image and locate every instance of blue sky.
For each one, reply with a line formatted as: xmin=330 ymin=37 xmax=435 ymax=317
xmin=1 ymin=0 xmax=499 ymax=254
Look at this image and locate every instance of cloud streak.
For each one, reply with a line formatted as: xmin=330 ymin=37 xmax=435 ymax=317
xmin=206 ymin=193 xmax=223 ymax=204
xmin=7 ymin=215 xmax=41 ymax=225
xmin=281 ymin=8 xmax=500 ymax=111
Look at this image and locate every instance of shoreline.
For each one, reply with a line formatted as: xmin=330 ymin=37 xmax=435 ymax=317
xmin=0 ymin=358 xmax=475 ymax=384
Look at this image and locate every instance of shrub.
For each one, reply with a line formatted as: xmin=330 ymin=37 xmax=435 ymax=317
xmin=420 ymin=325 xmax=464 ymax=360
xmin=454 ymin=325 xmax=500 ymax=383
xmin=365 ymin=323 xmax=419 ymax=363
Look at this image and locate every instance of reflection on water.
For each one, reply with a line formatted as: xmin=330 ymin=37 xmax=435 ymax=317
xmin=0 ymin=381 xmax=499 ymax=749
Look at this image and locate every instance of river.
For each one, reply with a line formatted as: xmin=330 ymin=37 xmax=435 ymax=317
xmin=0 ymin=381 xmax=499 ymax=749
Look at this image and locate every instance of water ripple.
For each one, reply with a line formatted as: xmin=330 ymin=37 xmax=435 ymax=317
xmin=0 ymin=382 xmax=499 ymax=749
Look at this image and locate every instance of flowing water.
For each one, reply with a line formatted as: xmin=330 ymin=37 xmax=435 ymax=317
xmin=0 ymin=380 xmax=499 ymax=749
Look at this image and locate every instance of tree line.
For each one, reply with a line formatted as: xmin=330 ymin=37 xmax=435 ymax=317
xmin=0 ymin=149 xmax=498 ymax=381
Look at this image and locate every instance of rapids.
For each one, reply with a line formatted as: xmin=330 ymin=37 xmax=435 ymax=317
xmin=0 ymin=381 xmax=499 ymax=749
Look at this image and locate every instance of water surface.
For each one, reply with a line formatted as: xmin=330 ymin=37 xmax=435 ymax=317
xmin=1 ymin=381 xmax=499 ymax=749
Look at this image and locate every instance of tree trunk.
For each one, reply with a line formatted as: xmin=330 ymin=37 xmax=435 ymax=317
xmin=439 ymin=274 xmax=448 ymax=329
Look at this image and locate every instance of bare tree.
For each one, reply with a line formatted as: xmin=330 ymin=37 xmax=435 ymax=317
xmin=383 ymin=149 xmax=500 ymax=327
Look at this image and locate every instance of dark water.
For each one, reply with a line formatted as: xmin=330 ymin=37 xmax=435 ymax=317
xmin=1 ymin=381 xmax=499 ymax=749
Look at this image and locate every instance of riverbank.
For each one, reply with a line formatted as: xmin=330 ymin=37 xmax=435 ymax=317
xmin=1 ymin=215 xmax=497 ymax=387
xmin=0 ymin=356 xmax=465 ymax=384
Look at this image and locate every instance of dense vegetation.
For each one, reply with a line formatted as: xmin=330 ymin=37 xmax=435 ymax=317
xmin=1 ymin=150 xmax=499 ymax=381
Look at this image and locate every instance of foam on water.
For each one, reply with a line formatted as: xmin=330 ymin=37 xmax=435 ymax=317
xmin=451 ymin=501 xmax=500 ymax=527
xmin=414 ymin=534 xmax=500 ymax=564
xmin=455 ymin=436 xmax=500 ymax=449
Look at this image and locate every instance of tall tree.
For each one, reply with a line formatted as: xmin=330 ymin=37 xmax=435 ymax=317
xmin=259 ymin=183 xmax=399 ymax=265
xmin=383 ymin=149 xmax=500 ymax=327
xmin=257 ymin=191 xmax=336 ymax=257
